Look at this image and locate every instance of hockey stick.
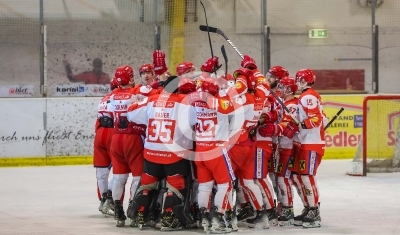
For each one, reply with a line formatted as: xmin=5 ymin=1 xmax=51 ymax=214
xmin=324 ymin=107 xmax=344 ymax=130
xmin=221 ymin=45 xmax=228 ymax=77
xmin=199 ymin=24 xmax=299 ymax=124
xmin=199 ymin=2 xmax=214 ymax=58
xmin=200 ymin=25 xmax=243 ymax=59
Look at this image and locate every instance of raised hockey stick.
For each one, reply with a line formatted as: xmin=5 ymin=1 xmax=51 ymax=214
xmin=324 ymin=107 xmax=344 ymax=130
xmin=221 ymin=45 xmax=228 ymax=77
xmin=200 ymin=25 xmax=243 ymax=59
xmin=199 ymin=2 xmax=214 ymax=57
xmin=199 ymin=24 xmax=299 ymax=124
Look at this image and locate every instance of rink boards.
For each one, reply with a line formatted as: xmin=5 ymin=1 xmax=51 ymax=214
xmin=0 ymin=94 xmax=386 ymax=166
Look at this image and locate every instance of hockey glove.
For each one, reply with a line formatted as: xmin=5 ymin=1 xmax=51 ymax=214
xmin=240 ymin=55 xmax=257 ymax=70
xmin=153 ymin=50 xmax=168 ymax=75
xmin=201 ymin=56 xmax=222 ymax=73
xmin=282 ymin=121 xmax=299 ymax=139
xmin=262 ymin=110 xmax=278 ymax=124
xmin=258 ymin=124 xmax=282 ymax=137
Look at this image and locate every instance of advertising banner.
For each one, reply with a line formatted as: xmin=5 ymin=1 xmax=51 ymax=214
xmin=322 ymin=95 xmax=364 ymax=159
xmin=0 ymin=85 xmax=34 ymax=97
xmin=53 ymin=84 xmax=110 ymax=97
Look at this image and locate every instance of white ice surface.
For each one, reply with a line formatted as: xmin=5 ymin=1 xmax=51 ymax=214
xmin=1 ymin=159 xmax=400 ymax=235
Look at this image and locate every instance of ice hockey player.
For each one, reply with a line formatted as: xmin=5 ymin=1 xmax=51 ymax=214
xmin=108 ymin=65 xmax=146 ymax=227
xmin=94 ymin=77 xmax=119 ymax=216
xmin=127 ymin=76 xmax=196 ymax=231
xmin=288 ymin=68 xmax=325 ymax=228
xmin=226 ymin=56 xmax=269 ymax=229
xmin=258 ymin=76 xmax=299 ymax=226
xmin=265 ymin=65 xmax=289 ymax=215
xmin=192 ymin=57 xmax=235 ymax=234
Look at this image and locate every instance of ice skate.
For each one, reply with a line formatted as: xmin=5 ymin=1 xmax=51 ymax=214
xmin=211 ymin=211 xmax=231 ymax=234
xmin=98 ymin=194 xmax=106 ymax=213
xmin=160 ymin=211 xmax=182 ymax=231
xmin=200 ymin=207 xmax=212 ymax=232
xmin=190 ymin=202 xmax=200 ymax=228
xmin=265 ymin=207 xmax=278 ymax=226
xmin=302 ymin=207 xmax=321 ymax=228
xmin=148 ymin=203 xmax=161 ymax=227
xmin=294 ymin=206 xmax=309 ymax=226
xmin=129 ymin=218 xmax=138 ymax=228
xmin=278 ymin=206 xmax=294 ymax=227
xmin=136 ymin=211 xmax=151 ymax=230
xmin=246 ymin=209 xmax=269 ymax=229
xmin=101 ymin=190 xmax=115 ymax=216
xmin=236 ymin=203 xmax=254 ymax=221
xmin=225 ymin=209 xmax=238 ymax=232
xmin=114 ymin=200 xmax=126 ymax=227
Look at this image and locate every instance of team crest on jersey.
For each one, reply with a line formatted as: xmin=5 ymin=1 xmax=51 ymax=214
xmin=299 ymin=160 xmax=306 ymax=171
xmin=235 ymin=81 xmax=242 ymax=89
xmin=304 ymin=188 xmax=311 ymax=196
xmin=219 ymin=99 xmax=230 ymax=110
xmin=288 ymin=157 xmax=295 ymax=168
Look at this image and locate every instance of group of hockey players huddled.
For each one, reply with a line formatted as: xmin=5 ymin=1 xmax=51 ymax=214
xmin=94 ymin=49 xmax=326 ymax=233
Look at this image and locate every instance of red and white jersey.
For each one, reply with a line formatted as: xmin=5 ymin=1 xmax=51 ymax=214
xmin=256 ymin=98 xmax=273 ymax=152
xmin=229 ymin=93 xmax=258 ymax=145
xmin=268 ymin=89 xmax=283 ymax=144
xmin=127 ymin=93 xmax=193 ymax=164
xmin=277 ymin=97 xmax=299 ymax=149
xmin=110 ymin=87 xmax=146 ymax=135
xmin=295 ymin=88 xmax=325 ymax=155
xmin=189 ymin=95 xmax=234 ymax=152
xmin=133 ymin=84 xmax=162 ymax=97
xmin=95 ymin=93 xmax=113 ymax=131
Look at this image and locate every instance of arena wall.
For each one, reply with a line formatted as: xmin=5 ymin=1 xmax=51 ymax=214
xmin=0 ymin=94 xmax=375 ymax=166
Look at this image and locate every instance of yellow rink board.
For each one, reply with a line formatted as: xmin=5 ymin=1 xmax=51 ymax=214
xmin=322 ymin=95 xmax=364 ymax=159
xmin=0 ymin=156 xmax=93 ymax=167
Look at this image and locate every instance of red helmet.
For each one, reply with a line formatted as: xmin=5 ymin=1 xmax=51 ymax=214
xmin=279 ymin=76 xmax=298 ymax=94
xmin=295 ymin=68 xmax=316 ymax=84
xmin=267 ymin=66 xmax=289 ymax=80
xmin=176 ymin=62 xmax=195 ymax=76
xmin=139 ymin=63 xmax=154 ymax=75
xmin=110 ymin=77 xmax=119 ymax=91
xmin=201 ymin=77 xmax=219 ymax=96
xmin=178 ymin=78 xmax=197 ymax=94
xmin=115 ymin=65 xmax=134 ymax=85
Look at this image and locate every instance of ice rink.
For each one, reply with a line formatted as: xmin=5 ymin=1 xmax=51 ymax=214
xmin=1 ymin=159 xmax=399 ymax=235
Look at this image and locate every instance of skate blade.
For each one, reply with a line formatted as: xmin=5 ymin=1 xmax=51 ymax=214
xmin=210 ymin=228 xmax=232 ymax=234
xmin=294 ymin=220 xmax=303 ymax=226
xmin=102 ymin=208 xmax=114 ymax=216
xmin=101 ymin=211 xmax=114 ymax=217
xmin=148 ymin=220 xmax=158 ymax=227
xmin=302 ymin=221 xmax=321 ymax=228
xmin=129 ymin=221 xmax=138 ymax=228
xmin=116 ymin=220 xmax=125 ymax=227
xmin=160 ymin=226 xmax=183 ymax=231
xmin=269 ymin=218 xmax=278 ymax=226
xmin=138 ymin=224 xmax=151 ymax=230
xmin=247 ymin=221 xmax=269 ymax=229
xmin=229 ymin=224 xmax=238 ymax=232
xmin=278 ymin=219 xmax=294 ymax=227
